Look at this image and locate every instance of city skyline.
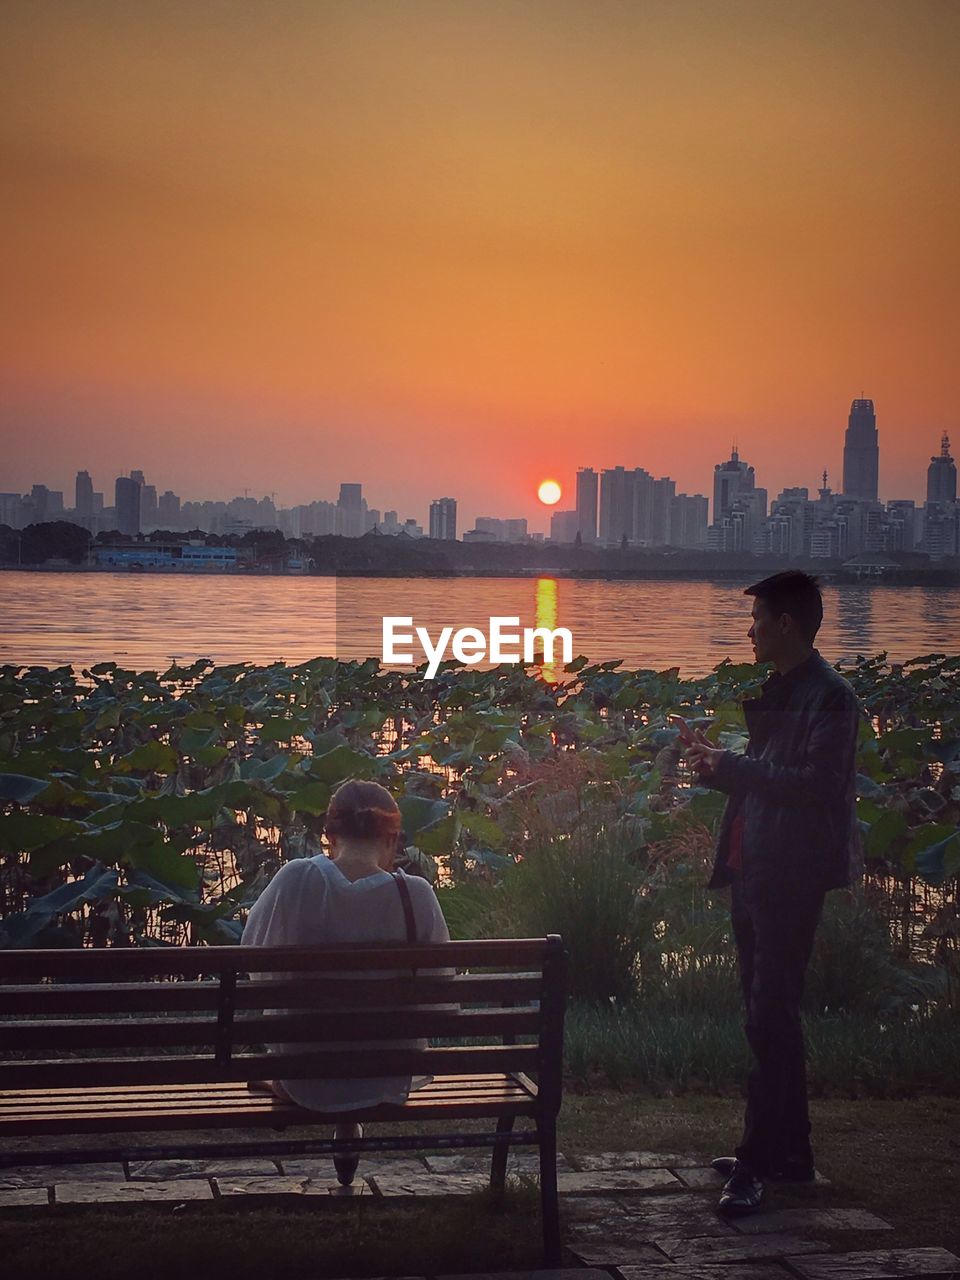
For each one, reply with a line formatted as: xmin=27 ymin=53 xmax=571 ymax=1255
xmin=2 ymin=409 xmax=952 ymax=538
xmin=3 ymin=2 xmax=958 ymax=521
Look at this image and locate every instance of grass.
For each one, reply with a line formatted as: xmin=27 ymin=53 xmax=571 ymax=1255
xmin=565 ymin=1003 xmax=960 ymax=1096
xmin=2 ymin=1093 xmax=959 ymax=1279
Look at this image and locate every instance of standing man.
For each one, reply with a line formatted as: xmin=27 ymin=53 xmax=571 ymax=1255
xmin=686 ymin=571 xmax=862 ymax=1215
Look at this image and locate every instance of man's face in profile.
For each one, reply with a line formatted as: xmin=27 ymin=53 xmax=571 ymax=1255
xmin=748 ymin=599 xmax=781 ymax=665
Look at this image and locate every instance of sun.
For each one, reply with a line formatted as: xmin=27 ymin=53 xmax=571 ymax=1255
xmin=538 ymin=479 xmax=562 ymax=506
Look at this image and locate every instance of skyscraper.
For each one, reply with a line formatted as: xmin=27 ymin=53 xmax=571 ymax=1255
xmin=599 ymin=467 xmax=635 ymax=544
xmin=842 ymin=399 xmax=879 ymax=501
xmin=115 ymin=475 xmax=141 ymax=536
xmin=75 ymin=470 xmax=94 ymax=516
xmin=712 ymin=445 xmax=756 ymax=522
xmin=337 ymin=483 xmax=364 ymax=537
xmin=927 ymin=433 xmax=957 ymax=504
xmin=575 ymin=467 xmax=598 ymax=542
xmin=429 ymin=497 xmax=457 ymax=540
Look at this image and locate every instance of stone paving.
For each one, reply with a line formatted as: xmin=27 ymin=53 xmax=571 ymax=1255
xmin=1 ymin=1149 xmax=957 ymax=1280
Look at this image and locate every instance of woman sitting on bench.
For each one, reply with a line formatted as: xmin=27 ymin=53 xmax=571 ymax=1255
xmin=241 ymin=778 xmax=450 ymax=1182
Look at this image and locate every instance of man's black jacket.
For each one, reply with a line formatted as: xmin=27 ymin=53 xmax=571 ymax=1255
xmin=706 ymin=650 xmax=864 ymax=897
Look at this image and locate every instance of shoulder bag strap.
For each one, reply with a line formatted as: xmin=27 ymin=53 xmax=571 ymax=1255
xmin=391 ymin=870 xmax=417 ymax=943
xmin=391 ymin=870 xmax=418 ymax=982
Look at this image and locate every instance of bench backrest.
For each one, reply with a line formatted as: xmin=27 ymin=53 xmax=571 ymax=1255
xmin=0 ymin=937 xmax=567 ymax=1113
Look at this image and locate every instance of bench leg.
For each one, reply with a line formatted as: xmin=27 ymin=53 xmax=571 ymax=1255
xmin=489 ymin=1113 xmax=514 ymax=1193
xmin=538 ymin=1116 xmax=561 ymax=1267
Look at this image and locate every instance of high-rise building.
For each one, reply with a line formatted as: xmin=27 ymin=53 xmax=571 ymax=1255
xmin=429 ymin=497 xmax=457 ymax=541
xmin=599 ymin=467 xmax=635 ymax=544
xmin=140 ymin=484 xmax=158 ymax=527
xmin=115 ymin=475 xmax=141 ymax=536
xmin=712 ymin=445 xmax=756 ymax=523
xmin=670 ymin=494 xmax=709 ymax=548
xmin=337 ymin=483 xmax=364 ymax=537
xmin=75 ymin=471 xmax=94 ymax=516
xmin=927 ymin=433 xmax=957 ymax=504
xmin=575 ymin=468 xmax=598 ymax=543
xmin=549 ymin=509 xmax=579 ymax=542
xmin=158 ymin=490 xmax=181 ymax=527
xmin=842 ymin=399 xmax=879 ymax=501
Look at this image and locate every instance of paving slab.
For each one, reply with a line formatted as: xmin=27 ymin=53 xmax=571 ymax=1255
xmin=575 ymin=1150 xmax=698 ymax=1170
xmin=674 ymin=1166 xmax=731 ymax=1189
xmin=129 ymin=1158 xmax=279 ymax=1181
xmin=425 ymin=1152 xmax=572 ymax=1174
xmin=617 ymin=1266 xmax=793 ymax=1280
xmin=732 ymin=1208 xmax=894 ymax=1236
xmin=0 ymin=1162 xmax=126 ymax=1188
xmin=280 ymin=1157 xmax=425 ymax=1179
xmin=370 ymin=1172 xmax=489 ymax=1197
xmin=785 ymin=1248 xmax=960 ymax=1280
xmin=655 ymin=1234 xmax=830 ymax=1263
xmin=0 ymin=1187 xmax=50 ymax=1208
xmin=557 ymin=1168 xmax=681 ymax=1195
xmin=54 ymin=1179 xmax=214 ymax=1204
xmin=567 ymin=1242 xmax=667 ymax=1268
xmin=437 ymin=1272 xmax=612 ymax=1280
xmin=213 ymin=1175 xmax=369 ymax=1198
xmin=561 ymin=1195 xmax=633 ymax=1224
xmin=616 ymin=1199 xmax=738 ymax=1238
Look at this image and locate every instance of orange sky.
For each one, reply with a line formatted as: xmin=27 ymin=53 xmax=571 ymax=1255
xmin=1 ymin=0 xmax=958 ymax=530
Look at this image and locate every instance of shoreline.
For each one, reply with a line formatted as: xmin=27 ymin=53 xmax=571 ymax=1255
xmin=3 ymin=563 xmax=959 ymax=587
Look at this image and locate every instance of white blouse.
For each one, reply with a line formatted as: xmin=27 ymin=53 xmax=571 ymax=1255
xmin=241 ymin=854 xmax=450 ymax=1111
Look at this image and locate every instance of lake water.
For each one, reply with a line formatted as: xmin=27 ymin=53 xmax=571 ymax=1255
xmin=1 ymin=571 xmax=957 ymax=675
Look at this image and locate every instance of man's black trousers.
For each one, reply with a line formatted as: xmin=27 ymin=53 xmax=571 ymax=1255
xmin=729 ymin=874 xmax=825 ymax=1175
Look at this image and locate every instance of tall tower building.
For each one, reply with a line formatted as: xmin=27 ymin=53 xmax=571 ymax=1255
xmin=712 ymin=445 xmax=755 ymax=523
xmin=75 ymin=470 xmax=94 ymax=516
xmin=115 ymin=475 xmax=141 ymax=536
xmin=599 ymin=467 xmax=635 ymax=544
xmin=575 ymin=467 xmax=598 ymax=542
xmin=927 ymin=432 xmax=957 ymax=504
xmin=842 ymin=399 xmax=879 ymax=501
xmin=429 ymin=497 xmax=457 ymax=540
xmin=337 ymin=483 xmax=364 ymax=537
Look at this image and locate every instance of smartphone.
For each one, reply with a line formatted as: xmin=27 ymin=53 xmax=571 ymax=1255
xmin=668 ymin=714 xmax=698 ymax=744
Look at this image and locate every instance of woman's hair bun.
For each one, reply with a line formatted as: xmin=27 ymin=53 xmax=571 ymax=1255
xmin=324 ymin=778 xmax=401 ymax=842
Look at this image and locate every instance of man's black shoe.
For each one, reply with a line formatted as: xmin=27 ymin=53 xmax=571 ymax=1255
xmin=717 ymin=1161 xmax=765 ymax=1216
xmin=711 ymin=1154 xmax=814 ymax=1183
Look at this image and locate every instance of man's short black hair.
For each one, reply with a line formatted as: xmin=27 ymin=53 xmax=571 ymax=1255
xmin=745 ymin=571 xmax=823 ymax=644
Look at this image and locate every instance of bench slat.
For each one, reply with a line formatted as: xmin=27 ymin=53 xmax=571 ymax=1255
xmin=0 ymin=1075 xmax=539 ymax=1138
xmin=2 ymin=1007 xmax=541 ymax=1051
xmin=0 ymin=940 xmax=550 ymax=981
xmin=0 ymin=973 xmax=543 ymax=1016
xmin=0 ymin=1044 xmax=539 ymax=1090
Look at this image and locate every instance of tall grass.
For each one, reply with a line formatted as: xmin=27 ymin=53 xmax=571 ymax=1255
xmin=564 ymin=1003 xmax=960 ymax=1097
xmin=494 ymin=821 xmax=656 ymax=1002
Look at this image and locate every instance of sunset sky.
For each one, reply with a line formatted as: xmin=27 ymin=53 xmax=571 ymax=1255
xmin=2 ymin=0 xmax=958 ymax=531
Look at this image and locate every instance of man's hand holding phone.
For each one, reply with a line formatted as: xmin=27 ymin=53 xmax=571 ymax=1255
xmin=670 ymin=714 xmax=725 ymax=778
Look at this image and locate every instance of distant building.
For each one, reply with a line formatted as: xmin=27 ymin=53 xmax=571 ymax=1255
xmin=115 ymin=475 xmax=141 ymax=536
xmin=75 ymin=471 xmax=94 ymax=517
xmin=158 ymin=490 xmax=181 ymax=528
xmin=468 ymin=516 xmax=527 ymax=542
xmin=927 ymin=433 xmax=957 ymax=505
xmin=670 ymin=493 xmax=709 ymax=548
xmin=29 ymin=484 xmax=62 ymax=523
xmin=712 ymin=445 xmax=756 ymax=523
xmin=575 ymin=467 xmax=598 ymax=543
xmin=337 ymin=482 xmax=365 ymax=537
xmin=599 ymin=467 xmax=636 ymax=545
xmin=140 ymin=483 xmax=158 ymax=528
xmin=429 ymin=497 xmax=457 ymax=541
xmin=549 ymin=509 xmax=579 ymax=542
xmin=842 ymin=398 xmax=879 ymax=501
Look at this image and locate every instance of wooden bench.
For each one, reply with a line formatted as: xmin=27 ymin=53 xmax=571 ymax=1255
xmin=0 ymin=935 xmax=568 ymax=1264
